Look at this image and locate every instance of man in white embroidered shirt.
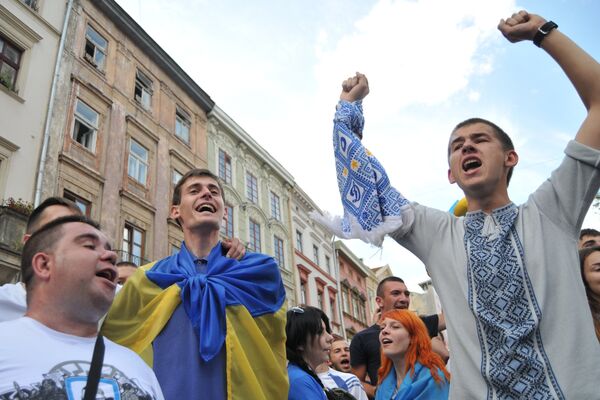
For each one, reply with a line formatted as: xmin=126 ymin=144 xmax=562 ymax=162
xmin=328 ymin=10 xmax=600 ymax=399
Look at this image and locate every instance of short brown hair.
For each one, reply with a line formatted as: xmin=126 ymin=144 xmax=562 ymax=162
xmin=27 ymin=196 xmax=82 ymax=234
xmin=172 ymin=168 xmax=226 ymax=206
xmin=449 ymin=118 xmax=516 ymax=185
xmin=21 ymin=215 xmax=100 ymax=289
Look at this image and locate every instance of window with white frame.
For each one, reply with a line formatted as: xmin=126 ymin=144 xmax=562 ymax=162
xmin=22 ymin=0 xmax=38 ymax=10
xmin=221 ymin=204 xmax=234 ymax=238
xmin=325 ymin=255 xmax=331 ymax=274
xmin=175 ymin=108 xmax=191 ymax=143
xmin=0 ymin=35 xmax=22 ymax=91
xmin=134 ymin=69 xmax=152 ymax=110
xmin=72 ymin=99 xmax=98 ymax=152
xmin=312 ymin=245 xmax=319 ymax=265
xmin=296 ymin=230 xmax=303 ymax=252
xmin=246 ymin=172 xmax=258 ymax=203
xmin=248 ymin=218 xmax=261 ymax=252
xmin=270 ymin=192 xmax=281 ymax=220
xmin=84 ymin=25 xmax=107 ymax=71
xmin=218 ymin=149 xmax=232 ymax=184
xmin=274 ymin=235 xmax=285 ymax=268
xmin=128 ymin=139 xmax=148 ymax=185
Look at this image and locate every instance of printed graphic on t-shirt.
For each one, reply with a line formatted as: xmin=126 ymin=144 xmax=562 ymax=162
xmin=0 ymin=360 xmax=157 ymax=400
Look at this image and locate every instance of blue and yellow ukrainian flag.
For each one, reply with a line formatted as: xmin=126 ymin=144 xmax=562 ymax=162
xmin=102 ymin=242 xmax=288 ymax=400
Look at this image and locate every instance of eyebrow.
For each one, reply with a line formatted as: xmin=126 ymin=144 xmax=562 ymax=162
xmin=74 ymin=232 xmax=112 ymax=251
xmin=186 ymin=182 xmax=221 ymax=193
xmin=449 ymin=132 xmax=491 ymax=147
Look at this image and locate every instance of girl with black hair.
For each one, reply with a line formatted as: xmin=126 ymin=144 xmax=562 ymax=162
xmin=286 ymin=305 xmax=333 ymax=399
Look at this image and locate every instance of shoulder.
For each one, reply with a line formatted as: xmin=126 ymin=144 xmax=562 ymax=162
xmin=103 ymin=337 xmax=152 ymax=369
xmin=288 ymin=365 xmax=324 ymax=397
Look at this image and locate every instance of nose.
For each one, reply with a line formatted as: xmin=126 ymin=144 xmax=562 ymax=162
xmin=102 ymin=249 xmax=118 ymax=265
xmin=326 ymin=332 xmax=334 ymax=344
xmin=461 ymin=142 xmax=476 ymax=154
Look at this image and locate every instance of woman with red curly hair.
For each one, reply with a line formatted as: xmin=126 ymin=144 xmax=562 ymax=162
xmin=376 ymin=310 xmax=450 ymax=399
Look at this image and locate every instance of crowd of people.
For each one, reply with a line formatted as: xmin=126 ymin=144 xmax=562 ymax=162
xmin=0 ymin=9 xmax=599 ymax=400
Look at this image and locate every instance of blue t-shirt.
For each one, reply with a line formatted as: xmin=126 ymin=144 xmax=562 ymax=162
xmin=288 ymin=363 xmax=327 ymax=400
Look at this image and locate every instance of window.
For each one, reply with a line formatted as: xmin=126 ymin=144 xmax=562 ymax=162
xmin=248 ymin=219 xmax=261 ymax=252
xmin=221 ymin=204 xmax=234 ymax=238
xmin=342 ymin=286 xmax=349 ymax=313
xmin=22 ymin=0 xmax=38 ymax=10
xmin=274 ymin=236 xmax=285 ymax=268
xmin=270 ymin=192 xmax=281 ymax=220
xmin=317 ymin=288 xmax=324 ymax=310
xmin=312 ymin=245 xmax=319 ymax=265
xmin=325 ymin=256 xmax=331 ymax=274
xmin=128 ymin=139 xmax=148 ymax=185
xmin=63 ymin=190 xmax=91 ymax=217
xmin=0 ymin=35 xmax=22 ymax=91
xmin=84 ymin=25 xmax=107 ymax=70
xmin=329 ymin=296 xmax=337 ymax=322
xmin=300 ymin=280 xmax=307 ymax=304
xmin=172 ymin=169 xmax=183 ymax=186
xmin=175 ymin=108 xmax=191 ymax=143
xmin=72 ymin=99 xmax=98 ymax=151
xmin=218 ymin=149 xmax=232 ymax=184
xmin=246 ymin=172 xmax=258 ymax=203
xmin=134 ymin=70 xmax=152 ymax=110
xmin=295 ymin=230 xmax=303 ymax=252
xmin=123 ymin=224 xmax=144 ymax=265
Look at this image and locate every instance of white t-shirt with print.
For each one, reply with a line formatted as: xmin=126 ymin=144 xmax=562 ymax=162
xmin=0 ymin=317 xmax=163 ymax=399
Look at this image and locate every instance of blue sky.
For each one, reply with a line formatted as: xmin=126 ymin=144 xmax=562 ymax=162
xmin=115 ymin=0 xmax=600 ymax=290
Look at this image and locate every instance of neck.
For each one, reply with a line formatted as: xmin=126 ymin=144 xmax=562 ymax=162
xmin=392 ymin=357 xmax=406 ymax=387
xmin=25 ymin=306 xmax=99 ymax=338
xmin=315 ymin=363 xmax=329 ymax=373
xmin=466 ymin=190 xmax=511 ymax=214
xmin=183 ymin=228 xmax=221 ymax=258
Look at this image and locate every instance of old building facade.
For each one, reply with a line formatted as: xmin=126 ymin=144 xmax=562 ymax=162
xmin=0 ymin=0 xmax=68 ymax=280
xmin=291 ymin=186 xmax=342 ymax=335
xmin=207 ymin=105 xmax=296 ymax=302
xmin=37 ymin=0 xmax=214 ymax=265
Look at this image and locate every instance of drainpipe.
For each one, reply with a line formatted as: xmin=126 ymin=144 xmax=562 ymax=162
xmin=34 ymin=0 xmax=74 ymax=206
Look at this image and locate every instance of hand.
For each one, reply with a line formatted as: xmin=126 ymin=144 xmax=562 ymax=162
xmin=340 ymin=72 xmax=369 ymax=102
xmin=222 ymin=237 xmax=246 ymax=260
xmin=498 ymin=10 xmax=547 ymax=43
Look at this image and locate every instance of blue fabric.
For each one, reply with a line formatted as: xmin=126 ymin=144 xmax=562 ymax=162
xmin=464 ymin=204 xmax=561 ymax=399
xmin=153 ymin=304 xmax=226 ymax=400
xmin=375 ymin=362 xmax=449 ymax=400
xmin=146 ymin=241 xmax=285 ymax=362
xmin=329 ymin=373 xmax=349 ymax=391
xmin=288 ymin=364 xmax=327 ymax=400
xmin=313 ymin=100 xmax=412 ymax=247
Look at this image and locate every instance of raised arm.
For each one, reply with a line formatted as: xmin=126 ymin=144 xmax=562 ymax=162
xmin=498 ymin=10 xmax=600 ymax=149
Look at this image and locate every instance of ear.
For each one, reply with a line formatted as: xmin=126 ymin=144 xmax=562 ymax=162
xmin=505 ymin=149 xmax=518 ymax=168
xmin=169 ymin=205 xmax=181 ymax=221
xmin=31 ymin=252 xmax=52 ymax=282
xmin=447 ymin=168 xmax=456 ymax=184
xmin=375 ymin=296 xmax=384 ymax=308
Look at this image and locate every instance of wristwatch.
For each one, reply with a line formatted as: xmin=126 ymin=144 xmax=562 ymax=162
xmin=533 ymin=21 xmax=558 ymax=47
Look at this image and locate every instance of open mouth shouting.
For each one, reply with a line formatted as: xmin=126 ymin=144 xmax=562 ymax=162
xmin=381 ymin=337 xmax=393 ymax=346
xmin=462 ymin=156 xmax=482 ymax=176
xmin=96 ymin=267 xmax=118 ymax=287
xmin=195 ymin=203 xmax=216 ymax=213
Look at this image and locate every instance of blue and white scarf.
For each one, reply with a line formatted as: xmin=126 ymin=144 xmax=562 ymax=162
xmin=312 ymin=100 xmax=413 ymax=246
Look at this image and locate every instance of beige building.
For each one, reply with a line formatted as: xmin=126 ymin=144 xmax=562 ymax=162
xmin=290 ymin=186 xmax=342 ymax=335
xmin=36 ymin=0 xmax=214 ymax=266
xmin=335 ymin=240 xmax=372 ymax=339
xmin=207 ymin=105 xmax=296 ymax=302
xmin=0 ymin=0 xmax=68 ymax=281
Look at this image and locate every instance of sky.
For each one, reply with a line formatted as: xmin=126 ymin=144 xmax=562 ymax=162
xmin=115 ymin=0 xmax=600 ymax=291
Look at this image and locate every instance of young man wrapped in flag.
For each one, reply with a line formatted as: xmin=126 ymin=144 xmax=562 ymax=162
xmin=102 ymin=168 xmax=287 ymax=400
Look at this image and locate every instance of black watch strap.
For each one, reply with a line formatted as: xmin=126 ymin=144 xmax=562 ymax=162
xmin=533 ymin=21 xmax=558 ymax=47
